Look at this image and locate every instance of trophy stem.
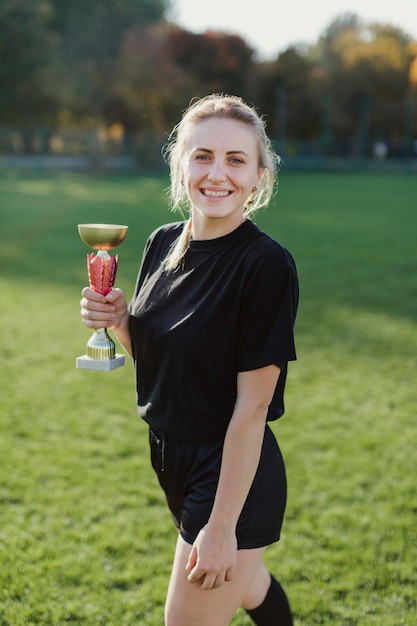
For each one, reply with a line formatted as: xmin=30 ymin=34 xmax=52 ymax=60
xmin=86 ymin=328 xmax=116 ymax=360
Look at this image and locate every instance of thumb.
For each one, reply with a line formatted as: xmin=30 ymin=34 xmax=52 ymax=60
xmin=106 ymin=288 xmax=124 ymax=303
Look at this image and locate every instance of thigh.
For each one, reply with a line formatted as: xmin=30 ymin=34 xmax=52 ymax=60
xmin=165 ymin=535 xmax=266 ymax=626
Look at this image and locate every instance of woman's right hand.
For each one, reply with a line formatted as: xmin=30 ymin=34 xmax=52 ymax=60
xmin=80 ymin=287 xmax=129 ymax=331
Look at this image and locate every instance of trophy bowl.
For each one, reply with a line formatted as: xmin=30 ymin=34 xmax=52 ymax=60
xmin=76 ymin=223 xmax=128 ymax=371
xmin=78 ymin=223 xmax=128 ymax=251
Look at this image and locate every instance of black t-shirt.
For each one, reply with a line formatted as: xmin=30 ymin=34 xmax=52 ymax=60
xmin=129 ymin=219 xmax=299 ymax=440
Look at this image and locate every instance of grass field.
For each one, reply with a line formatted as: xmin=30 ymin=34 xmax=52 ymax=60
xmin=1 ymin=169 xmax=416 ymax=625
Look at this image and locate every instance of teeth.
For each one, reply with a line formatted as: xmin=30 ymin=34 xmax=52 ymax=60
xmin=203 ymin=190 xmax=229 ymax=197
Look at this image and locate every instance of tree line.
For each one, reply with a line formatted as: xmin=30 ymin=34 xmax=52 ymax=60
xmin=1 ymin=0 xmax=416 ymax=160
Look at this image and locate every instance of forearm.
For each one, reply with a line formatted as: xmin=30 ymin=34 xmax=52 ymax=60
xmin=186 ymin=366 xmax=280 ymax=589
xmin=208 ymin=365 xmax=280 ymax=534
xmin=208 ymin=407 xmax=267 ymax=533
xmin=112 ymin=312 xmax=133 ymax=357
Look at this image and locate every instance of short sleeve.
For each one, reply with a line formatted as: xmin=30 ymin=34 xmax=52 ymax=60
xmin=236 ymin=244 xmax=298 ymax=372
xmin=128 ymin=222 xmax=185 ymax=362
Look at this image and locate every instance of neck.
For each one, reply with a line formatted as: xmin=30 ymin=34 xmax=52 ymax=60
xmin=191 ymin=214 xmax=246 ymax=241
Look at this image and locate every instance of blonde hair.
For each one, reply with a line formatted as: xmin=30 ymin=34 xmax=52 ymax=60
xmin=163 ymin=94 xmax=280 ymax=270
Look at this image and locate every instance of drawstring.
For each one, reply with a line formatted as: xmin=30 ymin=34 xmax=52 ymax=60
xmin=161 ymin=436 xmax=165 ymax=472
xmin=151 ymin=427 xmax=223 ymax=473
xmin=152 ymin=430 xmax=165 ymax=472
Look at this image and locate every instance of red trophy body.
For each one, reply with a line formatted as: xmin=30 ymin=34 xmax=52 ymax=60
xmin=76 ymin=223 xmax=128 ymax=371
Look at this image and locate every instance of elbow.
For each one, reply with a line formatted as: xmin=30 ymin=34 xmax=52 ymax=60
xmin=253 ymin=403 xmax=270 ymax=424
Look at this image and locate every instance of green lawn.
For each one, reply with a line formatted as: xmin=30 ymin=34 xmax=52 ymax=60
xmin=1 ymin=169 xmax=416 ymax=625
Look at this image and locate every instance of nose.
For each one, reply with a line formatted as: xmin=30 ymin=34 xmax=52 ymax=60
xmin=207 ymin=160 xmax=226 ymax=183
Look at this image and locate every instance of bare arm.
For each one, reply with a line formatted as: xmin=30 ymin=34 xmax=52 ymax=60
xmin=80 ymin=287 xmax=132 ymax=356
xmin=186 ymin=364 xmax=281 ymax=590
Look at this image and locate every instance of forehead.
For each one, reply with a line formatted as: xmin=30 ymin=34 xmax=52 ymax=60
xmin=186 ymin=117 xmax=258 ymax=154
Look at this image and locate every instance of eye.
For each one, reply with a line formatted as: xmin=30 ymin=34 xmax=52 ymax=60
xmin=228 ymin=155 xmax=246 ymax=165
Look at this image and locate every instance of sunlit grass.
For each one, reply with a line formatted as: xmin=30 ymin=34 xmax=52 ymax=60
xmin=1 ymin=169 xmax=416 ymax=625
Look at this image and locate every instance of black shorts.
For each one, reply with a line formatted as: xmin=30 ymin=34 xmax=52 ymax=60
xmin=149 ymin=425 xmax=287 ymax=549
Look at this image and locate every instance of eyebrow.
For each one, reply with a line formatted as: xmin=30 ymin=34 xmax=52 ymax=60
xmin=193 ymin=148 xmax=250 ymax=157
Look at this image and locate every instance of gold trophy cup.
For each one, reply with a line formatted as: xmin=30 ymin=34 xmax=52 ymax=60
xmin=76 ymin=223 xmax=128 ymax=371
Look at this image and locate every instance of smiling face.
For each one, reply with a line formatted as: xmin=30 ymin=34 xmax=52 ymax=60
xmin=182 ymin=117 xmax=263 ymax=239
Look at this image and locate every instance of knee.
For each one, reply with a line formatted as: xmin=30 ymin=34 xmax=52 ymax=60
xmin=241 ymin=562 xmax=271 ymax=610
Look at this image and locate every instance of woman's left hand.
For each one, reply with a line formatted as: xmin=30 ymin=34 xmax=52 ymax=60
xmin=185 ymin=524 xmax=237 ymax=590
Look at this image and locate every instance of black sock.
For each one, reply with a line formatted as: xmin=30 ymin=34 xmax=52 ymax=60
xmin=245 ymin=575 xmax=293 ymax=626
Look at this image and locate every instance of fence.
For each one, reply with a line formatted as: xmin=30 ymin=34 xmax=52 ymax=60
xmin=1 ymin=126 xmax=416 ymax=172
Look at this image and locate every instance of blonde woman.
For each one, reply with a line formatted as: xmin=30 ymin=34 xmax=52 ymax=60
xmin=81 ymin=94 xmax=298 ymax=625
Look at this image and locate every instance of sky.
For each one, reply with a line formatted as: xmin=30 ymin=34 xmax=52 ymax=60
xmin=172 ymin=0 xmax=417 ymax=59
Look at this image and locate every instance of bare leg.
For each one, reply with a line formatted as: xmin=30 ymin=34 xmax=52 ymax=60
xmin=165 ymin=535 xmax=266 ymax=626
xmin=240 ymin=560 xmax=271 ymax=610
xmin=242 ymin=566 xmax=293 ymax=626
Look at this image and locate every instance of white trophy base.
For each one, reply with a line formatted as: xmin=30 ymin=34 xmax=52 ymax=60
xmin=76 ymin=354 xmax=125 ymax=371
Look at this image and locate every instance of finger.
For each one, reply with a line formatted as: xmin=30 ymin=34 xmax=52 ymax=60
xmin=212 ymin=574 xmax=226 ymax=589
xmin=225 ymin=566 xmax=235 ymax=582
xmin=81 ymin=286 xmax=107 ymax=303
xmin=185 ymin=546 xmax=197 ymax=572
xmin=187 ymin=565 xmax=203 ymax=584
xmin=81 ymin=297 xmax=115 ymax=314
xmin=80 ymin=302 xmax=116 ymax=329
xmin=199 ymin=573 xmax=219 ymax=591
xmin=105 ymin=288 xmax=124 ymax=303
xmin=80 ymin=309 xmax=114 ymax=328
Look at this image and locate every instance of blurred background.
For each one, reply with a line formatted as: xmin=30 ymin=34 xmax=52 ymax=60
xmin=1 ymin=0 xmax=416 ymax=172
xmin=1 ymin=3 xmax=416 ymax=624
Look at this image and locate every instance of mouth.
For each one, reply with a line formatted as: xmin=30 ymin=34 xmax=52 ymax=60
xmin=201 ymin=189 xmax=232 ymax=199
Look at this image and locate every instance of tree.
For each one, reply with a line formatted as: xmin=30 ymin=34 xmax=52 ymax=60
xmin=107 ymin=24 xmax=197 ymax=132
xmin=258 ymin=47 xmax=321 ymax=142
xmin=0 ymin=0 xmax=55 ymax=124
xmin=0 ymin=0 xmax=173 ymax=128
xmin=168 ymin=29 xmax=256 ymax=100
xmin=312 ymin=14 xmax=415 ymax=154
xmin=44 ymin=0 xmax=173 ymax=126
xmin=48 ymin=0 xmax=171 ymax=60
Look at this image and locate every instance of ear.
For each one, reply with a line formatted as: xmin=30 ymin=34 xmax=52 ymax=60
xmin=256 ymin=167 xmax=264 ymax=186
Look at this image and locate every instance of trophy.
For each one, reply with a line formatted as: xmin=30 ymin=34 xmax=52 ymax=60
xmin=76 ymin=223 xmax=128 ymax=371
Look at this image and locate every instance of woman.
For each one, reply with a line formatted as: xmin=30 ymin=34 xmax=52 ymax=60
xmin=80 ymin=94 xmax=299 ymax=626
